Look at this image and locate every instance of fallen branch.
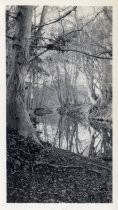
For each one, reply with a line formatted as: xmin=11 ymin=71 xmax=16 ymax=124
xmin=34 ymin=161 xmax=112 ymax=172
xmin=34 ymin=161 xmax=83 ymax=169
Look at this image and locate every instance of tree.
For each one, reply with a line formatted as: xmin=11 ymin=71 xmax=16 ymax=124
xmin=7 ymin=6 xmax=112 ymax=140
xmin=7 ymin=6 xmax=41 ymax=143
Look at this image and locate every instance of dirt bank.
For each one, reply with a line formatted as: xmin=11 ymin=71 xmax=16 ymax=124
xmin=7 ymin=128 xmax=112 ymax=203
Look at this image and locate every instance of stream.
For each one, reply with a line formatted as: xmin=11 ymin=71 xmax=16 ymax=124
xmin=35 ymin=111 xmax=112 ymax=159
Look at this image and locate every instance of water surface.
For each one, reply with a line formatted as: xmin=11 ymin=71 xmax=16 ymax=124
xmin=36 ymin=111 xmax=112 ymax=159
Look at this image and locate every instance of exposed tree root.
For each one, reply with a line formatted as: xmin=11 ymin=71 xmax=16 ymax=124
xmin=34 ymin=161 xmax=111 ymax=173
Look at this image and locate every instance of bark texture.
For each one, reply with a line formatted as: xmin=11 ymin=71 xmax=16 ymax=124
xmin=7 ymin=6 xmax=40 ymax=143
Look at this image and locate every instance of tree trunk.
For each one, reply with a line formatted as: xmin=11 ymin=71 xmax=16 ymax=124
xmin=7 ymin=6 xmax=40 ymax=143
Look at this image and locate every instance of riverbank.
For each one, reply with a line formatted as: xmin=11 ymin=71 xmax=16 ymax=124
xmin=7 ymin=128 xmax=112 ymax=203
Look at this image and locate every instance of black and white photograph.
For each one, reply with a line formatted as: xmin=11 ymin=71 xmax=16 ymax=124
xmin=6 ymin=4 xmax=113 ymax=203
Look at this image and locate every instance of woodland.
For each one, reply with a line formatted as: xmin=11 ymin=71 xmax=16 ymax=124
xmin=6 ymin=6 xmax=112 ymax=203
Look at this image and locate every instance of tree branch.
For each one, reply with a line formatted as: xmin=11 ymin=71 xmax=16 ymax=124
xmin=6 ymin=35 xmax=14 ymax=40
xmin=29 ymin=45 xmax=112 ymax=63
xmin=58 ymin=48 xmax=112 ymax=60
xmin=33 ymin=160 xmax=111 ymax=172
xmin=34 ymin=6 xmax=77 ymax=29
xmin=29 ymin=49 xmax=48 ymax=62
xmin=64 ymin=9 xmax=104 ymax=37
xmin=7 ymin=14 xmax=17 ymax=19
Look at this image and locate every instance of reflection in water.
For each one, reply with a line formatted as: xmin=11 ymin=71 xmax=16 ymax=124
xmin=36 ymin=112 xmax=112 ymax=159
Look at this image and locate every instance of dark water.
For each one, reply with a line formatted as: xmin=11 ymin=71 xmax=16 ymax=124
xmin=35 ymin=111 xmax=112 ymax=159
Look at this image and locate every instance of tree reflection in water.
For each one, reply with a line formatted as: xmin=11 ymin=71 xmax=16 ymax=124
xmin=36 ymin=112 xmax=112 ymax=160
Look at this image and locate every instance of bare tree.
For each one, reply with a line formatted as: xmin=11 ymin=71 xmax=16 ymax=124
xmin=7 ymin=6 xmax=41 ymax=143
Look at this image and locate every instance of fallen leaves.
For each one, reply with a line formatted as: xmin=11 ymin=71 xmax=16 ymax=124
xmin=7 ymin=128 xmax=112 ymax=203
